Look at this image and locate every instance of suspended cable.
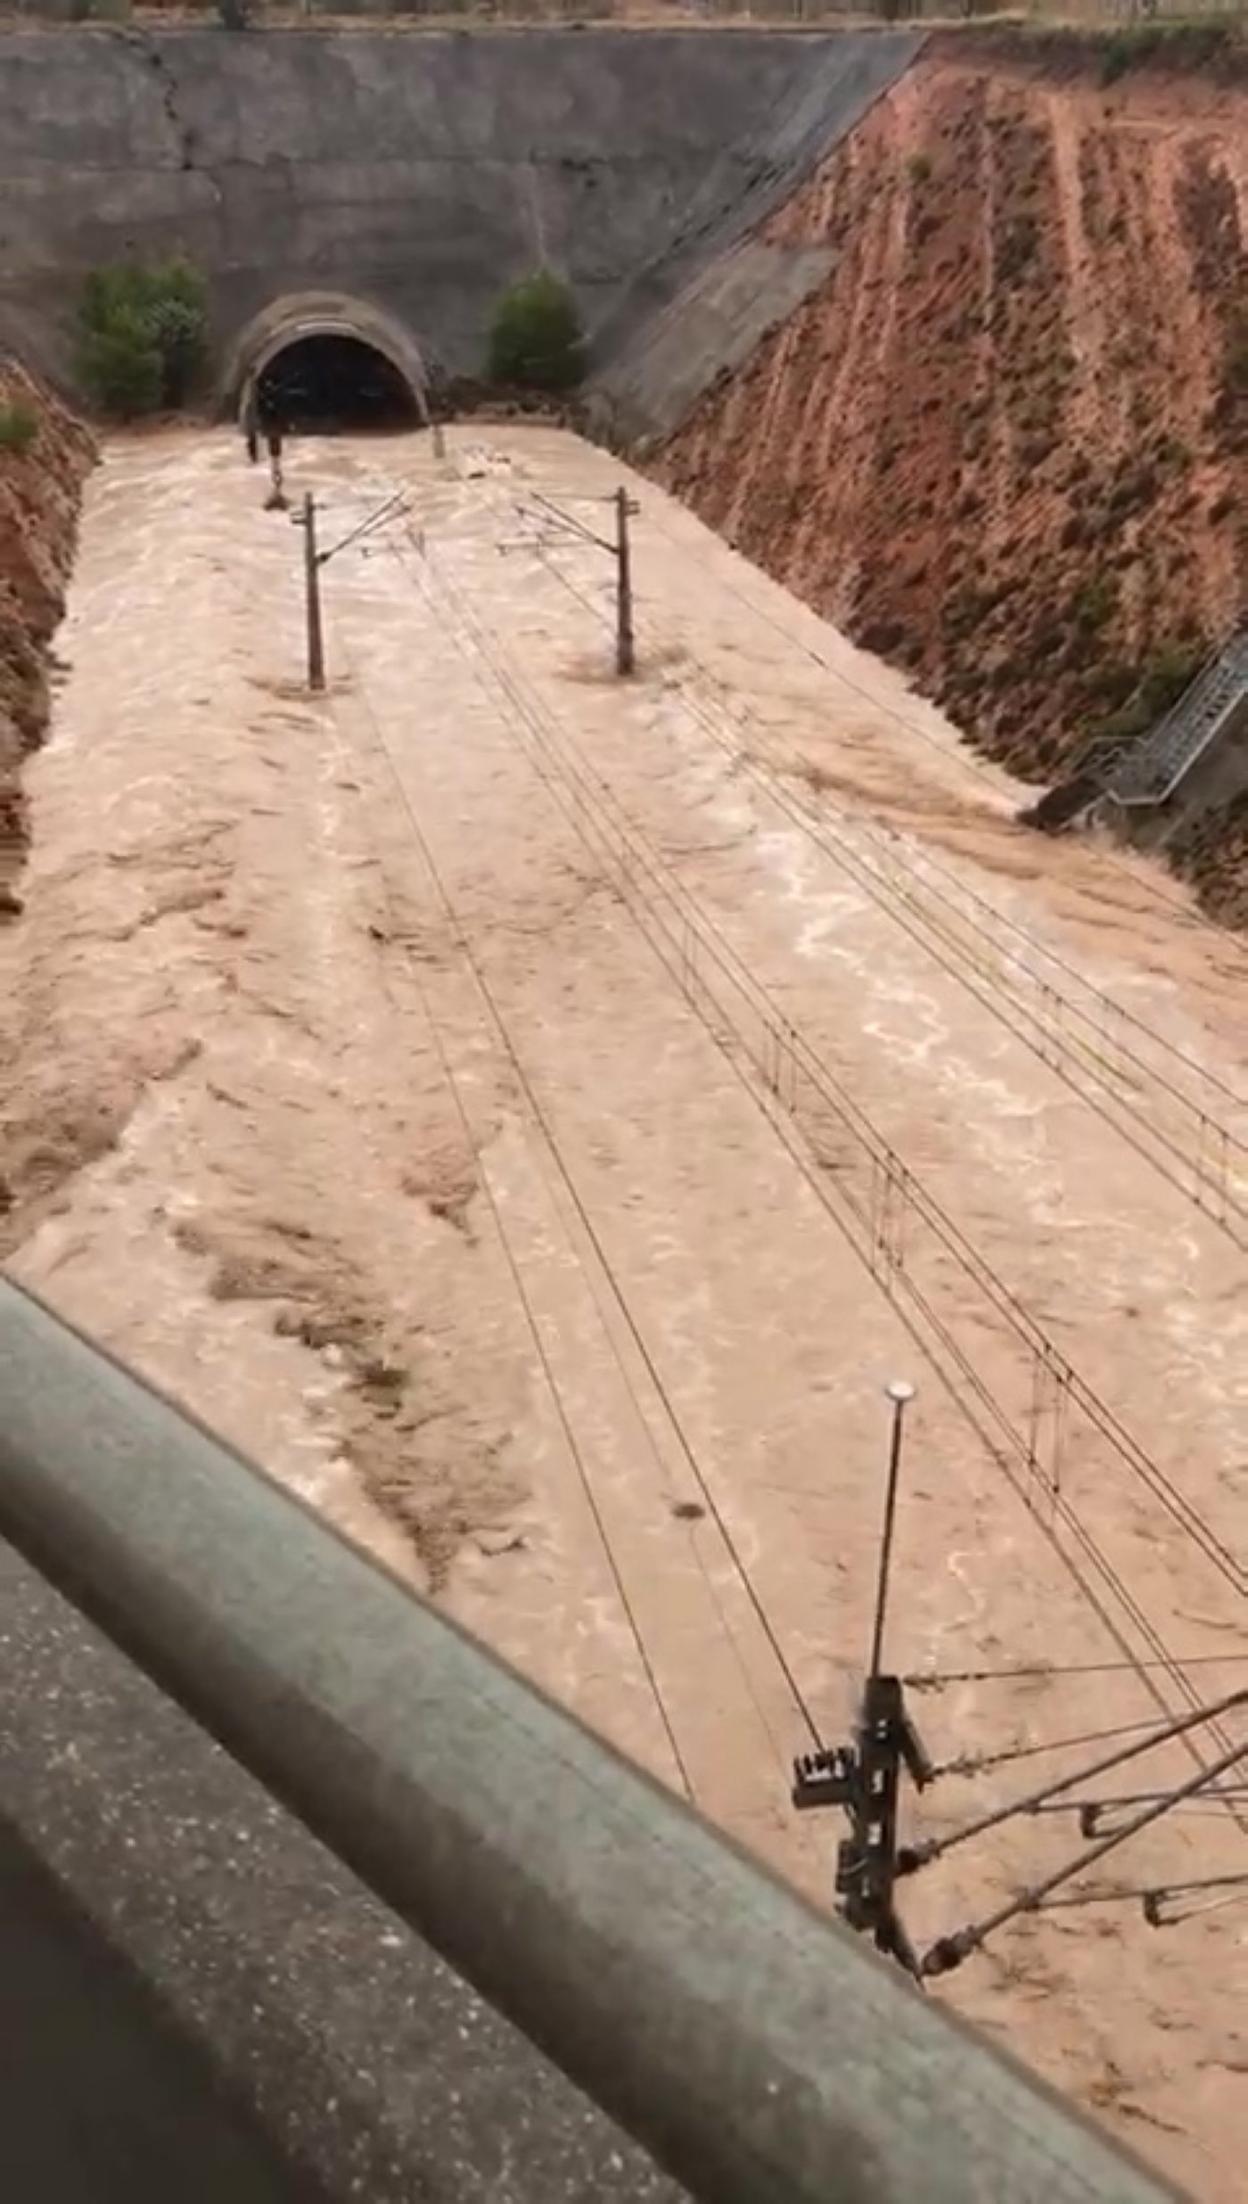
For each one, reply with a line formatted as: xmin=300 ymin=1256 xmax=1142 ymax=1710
xmin=318 ymin=490 xmax=410 ymax=566
xmin=405 ymin=533 xmax=828 ymax=1748
xmin=325 ymin=627 xmax=697 ymax=1803
xmin=931 ymin=1710 xmax=1190 ymax=1779
xmin=922 ymin=1728 xmax=1248 ymax=1976
xmin=900 ymin=1687 xmax=1248 ymax=1876
xmin=907 ymin=1652 xmax=1248 ymax=1689
xmin=458 ymin=513 xmax=1248 ymax=1789
xmin=400 ymin=501 xmax=1248 ymax=1802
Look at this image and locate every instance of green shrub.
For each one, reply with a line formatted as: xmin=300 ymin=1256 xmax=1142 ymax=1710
xmin=488 ymin=270 xmax=585 ymax=394
xmin=78 ymin=256 xmax=208 ymax=418
xmin=1099 ymin=21 xmax=1228 ymax=88
xmin=79 ymin=320 xmax=163 ymax=419
xmin=1136 ymin=641 xmax=1206 ymax=717
xmin=145 ymin=295 xmax=206 ymax=406
xmin=1070 ymin=573 xmax=1117 ymax=633
xmin=0 ymin=401 xmax=38 ymax=455
xmin=1100 ymin=27 xmax=1161 ymax=84
xmin=906 ymin=153 xmax=932 ymax=187
xmin=1086 ymin=640 xmax=1207 ymax=748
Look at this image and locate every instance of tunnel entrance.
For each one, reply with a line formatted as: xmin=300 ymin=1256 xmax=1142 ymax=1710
xmin=256 ymin=334 xmax=421 ymax=435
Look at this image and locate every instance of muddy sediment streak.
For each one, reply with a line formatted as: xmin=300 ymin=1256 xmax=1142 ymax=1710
xmin=653 ymin=34 xmax=1247 ymax=915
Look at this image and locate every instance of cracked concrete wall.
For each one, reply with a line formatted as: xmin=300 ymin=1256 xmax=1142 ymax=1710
xmin=0 ymin=25 xmax=917 ymax=419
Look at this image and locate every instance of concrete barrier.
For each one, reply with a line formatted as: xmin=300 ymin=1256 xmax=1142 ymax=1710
xmin=0 ymin=1521 xmax=684 ymax=2202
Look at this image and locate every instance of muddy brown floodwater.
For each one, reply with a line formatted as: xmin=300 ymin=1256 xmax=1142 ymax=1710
xmin=2 ymin=424 xmax=1246 ymax=2198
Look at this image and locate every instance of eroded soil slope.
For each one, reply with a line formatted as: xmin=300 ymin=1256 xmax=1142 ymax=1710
xmin=0 ymin=357 xmax=93 ymax=914
xmin=655 ymin=35 xmax=1246 ymax=846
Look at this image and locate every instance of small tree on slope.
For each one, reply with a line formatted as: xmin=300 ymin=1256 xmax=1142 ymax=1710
xmin=488 ymin=271 xmax=585 ymax=395
xmin=78 ymin=258 xmax=208 ymax=420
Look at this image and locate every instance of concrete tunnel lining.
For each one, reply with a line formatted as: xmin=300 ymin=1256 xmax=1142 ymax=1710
xmin=223 ymin=293 xmax=430 ymax=423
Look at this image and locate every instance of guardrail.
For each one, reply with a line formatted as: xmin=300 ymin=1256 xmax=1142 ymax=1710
xmin=0 ymin=1275 xmax=1180 ymax=2203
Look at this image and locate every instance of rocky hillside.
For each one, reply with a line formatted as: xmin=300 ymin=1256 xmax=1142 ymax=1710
xmin=0 ymin=356 xmax=94 ymax=916
xmin=653 ymin=29 xmax=1246 ymax=900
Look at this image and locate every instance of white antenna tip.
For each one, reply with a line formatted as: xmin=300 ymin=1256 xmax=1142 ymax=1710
xmin=885 ymin=1379 xmax=916 ymax=1405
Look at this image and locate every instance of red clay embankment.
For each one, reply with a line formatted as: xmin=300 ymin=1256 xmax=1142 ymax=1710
xmin=0 ymin=357 xmax=94 ymax=916
xmin=653 ymin=31 xmax=1246 ymax=901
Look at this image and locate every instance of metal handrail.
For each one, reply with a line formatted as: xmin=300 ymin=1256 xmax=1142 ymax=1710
xmin=1107 ymin=627 xmax=1248 ymax=809
xmin=0 ymin=1276 xmax=1178 ymax=2203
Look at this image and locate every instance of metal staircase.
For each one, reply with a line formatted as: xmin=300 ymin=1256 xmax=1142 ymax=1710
xmin=1023 ymin=624 xmax=1248 ymax=835
xmin=1103 ymin=624 xmax=1248 ymax=811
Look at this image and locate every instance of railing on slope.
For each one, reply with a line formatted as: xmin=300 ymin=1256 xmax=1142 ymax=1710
xmin=1024 ymin=625 xmax=1248 ymax=834
xmin=1103 ymin=625 xmax=1248 ymax=812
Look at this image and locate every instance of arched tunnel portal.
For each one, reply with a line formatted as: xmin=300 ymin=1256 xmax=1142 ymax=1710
xmin=222 ymin=294 xmax=430 ymax=435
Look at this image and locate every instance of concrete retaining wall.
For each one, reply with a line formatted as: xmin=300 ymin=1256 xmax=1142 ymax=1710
xmin=590 ymin=26 xmax=922 ymax=439
xmin=0 ymin=25 xmax=917 ymax=424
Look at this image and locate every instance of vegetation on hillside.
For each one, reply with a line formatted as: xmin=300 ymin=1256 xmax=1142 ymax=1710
xmin=0 ymin=401 xmax=38 ymax=457
xmin=487 ymin=271 xmax=585 ymax=394
xmin=77 ymin=258 xmax=208 ymax=420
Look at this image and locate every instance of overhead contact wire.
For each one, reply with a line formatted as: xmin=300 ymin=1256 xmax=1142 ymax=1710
xmin=405 ymin=508 xmax=1246 ymax=1806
